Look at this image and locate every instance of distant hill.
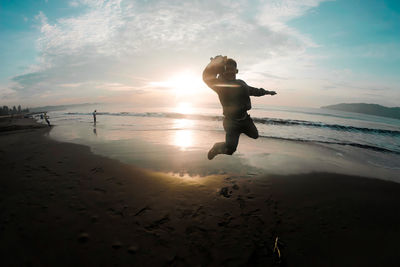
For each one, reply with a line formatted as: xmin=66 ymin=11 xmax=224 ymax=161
xmin=29 ymin=103 xmax=99 ymax=113
xmin=321 ymin=103 xmax=400 ymax=120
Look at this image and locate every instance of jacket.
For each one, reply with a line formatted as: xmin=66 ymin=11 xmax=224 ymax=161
xmin=203 ymin=66 xmax=267 ymax=120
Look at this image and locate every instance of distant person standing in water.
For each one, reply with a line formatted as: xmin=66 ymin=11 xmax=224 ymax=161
xmin=93 ymin=110 xmax=97 ymax=124
xmin=203 ymin=55 xmax=277 ymax=160
xmin=44 ymin=113 xmax=51 ymax=127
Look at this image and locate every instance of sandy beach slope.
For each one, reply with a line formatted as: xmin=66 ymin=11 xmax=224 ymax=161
xmin=1 ymin=118 xmax=400 ymax=266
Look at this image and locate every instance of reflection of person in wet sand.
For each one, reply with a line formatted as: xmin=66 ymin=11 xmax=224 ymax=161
xmin=93 ymin=110 xmax=97 ymax=124
xmin=93 ymin=126 xmax=97 ymax=136
xmin=203 ymin=55 xmax=277 ymax=160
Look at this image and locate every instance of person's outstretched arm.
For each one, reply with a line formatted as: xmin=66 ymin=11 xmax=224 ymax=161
xmin=245 ymin=82 xmax=277 ymax=97
xmin=202 ymin=56 xmax=226 ymax=92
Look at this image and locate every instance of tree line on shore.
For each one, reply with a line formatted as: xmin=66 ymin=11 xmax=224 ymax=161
xmin=0 ymin=105 xmax=30 ymax=116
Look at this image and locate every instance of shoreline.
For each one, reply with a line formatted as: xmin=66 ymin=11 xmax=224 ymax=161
xmin=48 ymin=115 xmax=400 ymax=182
xmin=0 ymin=115 xmax=48 ymax=132
xmin=1 ymin=118 xmax=400 ymax=265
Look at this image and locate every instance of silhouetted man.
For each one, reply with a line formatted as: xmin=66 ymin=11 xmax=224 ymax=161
xmin=93 ymin=110 xmax=97 ymax=124
xmin=44 ymin=113 xmax=51 ymax=127
xmin=203 ymin=55 xmax=277 ymax=160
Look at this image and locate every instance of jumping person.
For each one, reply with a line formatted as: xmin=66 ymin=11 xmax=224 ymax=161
xmin=203 ymin=55 xmax=277 ymax=160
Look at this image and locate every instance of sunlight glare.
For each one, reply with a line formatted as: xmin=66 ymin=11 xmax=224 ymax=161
xmin=174 ymin=118 xmax=194 ymax=128
xmin=174 ymin=130 xmax=193 ymax=150
xmin=175 ymin=102 xmax=194 ymax=114
xmin=150 ymin=70 xmax=203 ymax=97
xmin=173 ymin=119 xmax=194 ymax=150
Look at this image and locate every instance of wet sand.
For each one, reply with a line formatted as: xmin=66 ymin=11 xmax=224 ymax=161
xmin=1 ymin=118 xmax=400 ymax=266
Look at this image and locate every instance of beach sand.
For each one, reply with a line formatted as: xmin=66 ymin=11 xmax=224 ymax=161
xmin=1 ymin=117 xmax=400 ymax=266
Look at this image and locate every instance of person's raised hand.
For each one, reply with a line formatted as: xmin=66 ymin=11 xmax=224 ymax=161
xmin=209 ymin=55 xmax=227 ymax=73
xmin=210 ymin=55 xmax=226 ymax=64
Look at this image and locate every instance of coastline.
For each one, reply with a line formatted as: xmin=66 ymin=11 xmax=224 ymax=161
xmin=1 ymin=118 xmax=400 ymax=266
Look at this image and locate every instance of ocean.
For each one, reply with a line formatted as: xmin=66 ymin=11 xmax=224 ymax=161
xmin=42 ymin=103 xmax=400 ymax=180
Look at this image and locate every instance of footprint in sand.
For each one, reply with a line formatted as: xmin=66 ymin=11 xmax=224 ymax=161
xmin=178 ymin=209 xmax=193 ymax=219
xmin=145 ymin=214 xmax=170 ymax=230
xmin=90 ymin=167 xmax=104 ymax=173
xmin=134 ymin=206 xmax=151 ymax=216
xmin=78 ymin=232 xmax=89 ymax=243
xmin=219 ymin=187 xmax=233 ymax=198
xmin=108 ymin=207 xmax=124 ymax=217
xmin=127 ymin=245 xmax=138 ymax=254
xmin=236 ymin=195 xmax=246 ymax=209
xmin=112 ymin=241 xmax=122 ymax=249
xmin=91 ymin=215 xmax=98 ymax=223
xmin=192 ymin=206 xmax=204 ymax=218
xmin=218 ymin=213 xmax=233 ymax=227
xmin=93 ymin=187 xmax=107 ymax=194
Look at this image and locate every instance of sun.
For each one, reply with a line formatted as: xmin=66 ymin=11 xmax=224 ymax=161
xmin=151 ymin=70 xmax=203 ymax=96
xmin=168 ymin=71 xmax=198 ymax=91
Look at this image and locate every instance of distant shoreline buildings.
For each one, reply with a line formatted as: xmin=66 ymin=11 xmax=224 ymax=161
xmin=0 ymin=105 xmax=30 ymax=116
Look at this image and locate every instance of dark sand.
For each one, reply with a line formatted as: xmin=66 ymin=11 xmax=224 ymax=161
xmin=1 ymin=118 xmax=400 ymax=266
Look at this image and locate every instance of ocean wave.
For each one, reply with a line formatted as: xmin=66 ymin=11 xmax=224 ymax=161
xmin=252 ymin=117 xmax=400 ymax=136
xmin=65 ymin=111 xmax=400 ymax=136
xmin=258 ymin=135 xmax=400 ymax=155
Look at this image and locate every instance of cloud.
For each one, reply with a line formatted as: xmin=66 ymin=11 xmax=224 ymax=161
xmin=69 ymin=1 xmax=80 ymax=7
xmin=0 ymin=86 xmax=17 ymax=100
xmin=59 ymin=82 xmax=85 ymax=88
xmin=12 ymin=72 xmax=48 ymax=87
xmin=359 ymin=43 xmax=400 ymax=59
xmin=256 ymin=0 xmax=330 ymax=47
xmin=9 ymin=0 xmax=332 ymax=105
xmin=257 ymin=0 xmax=327 ymax=26
xmin=34 ymin=11 xmax=48 ymax=25
xmin=95 ymin=82 xmax=140 ymax=92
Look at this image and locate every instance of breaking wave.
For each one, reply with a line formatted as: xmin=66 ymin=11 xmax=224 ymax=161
xmin=66 ymin=111 xmax=400 ymax=137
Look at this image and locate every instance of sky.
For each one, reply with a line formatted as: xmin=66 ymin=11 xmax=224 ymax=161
xmin=0 ymin=0 xmax=399 ymax=108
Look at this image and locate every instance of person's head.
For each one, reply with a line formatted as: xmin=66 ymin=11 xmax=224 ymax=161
xmin=220 ymin=58 xmax=238 ymax=81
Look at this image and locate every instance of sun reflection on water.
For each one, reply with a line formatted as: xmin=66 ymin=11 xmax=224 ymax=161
xmin=174 ymin=118 xmax=193 ymax=128
xmin=173 ymin=119 xmax=194 ymax=150
xmin=174 ymin=130 xmax=193 ymax=150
